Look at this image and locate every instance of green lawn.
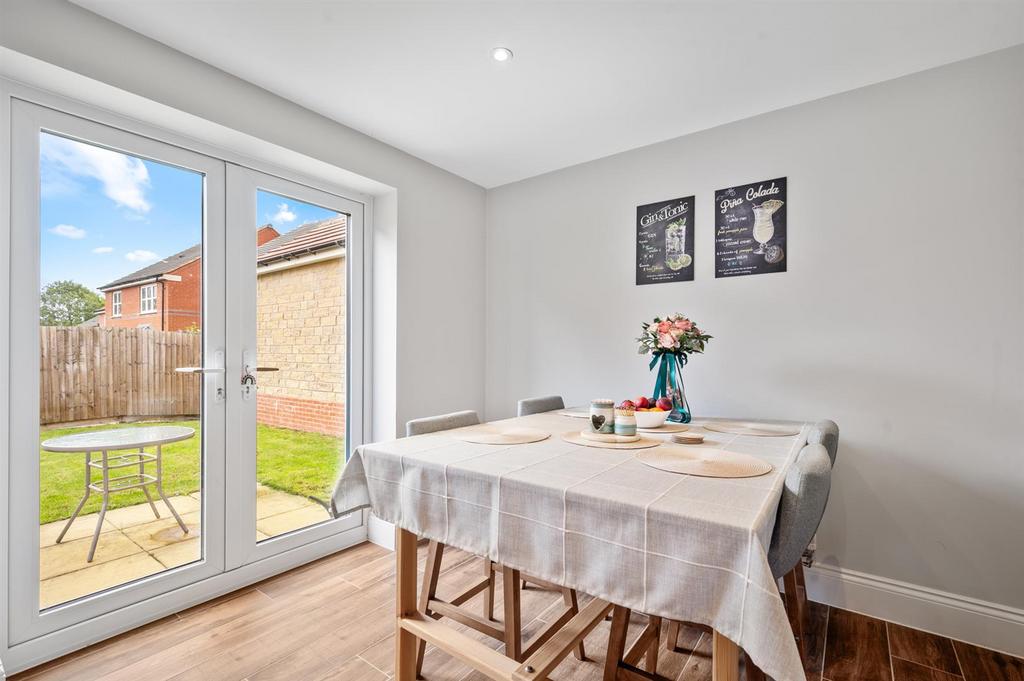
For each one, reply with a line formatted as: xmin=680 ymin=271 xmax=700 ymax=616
xmin=39 ymin=420 xmax=343 ymax=525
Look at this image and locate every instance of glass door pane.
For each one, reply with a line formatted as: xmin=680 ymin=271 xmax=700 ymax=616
xmin=37 ymin=132 xmax=206 ymax=608
xmin=253 ymin=190 xmax=344 ymax=539
xmin=9 ymin=100 xmax=226 ymax=643
xmin=224 ymin=165 xmax=363 ymax=569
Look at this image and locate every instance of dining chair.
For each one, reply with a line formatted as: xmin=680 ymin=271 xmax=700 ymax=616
xmin=655 ymin=443 xmax=833 ymax=681
xmin=807 ymin=419 xmax=839 ymax=466
xmin=516 ymin=394 xmax=565 ymax=416
xmin=408 ymin=410 xmax=584 ymax=677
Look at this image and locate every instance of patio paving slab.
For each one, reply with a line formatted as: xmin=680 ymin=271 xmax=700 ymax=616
xmin=40 ymin=553 xmax=165 ymax=609
xmin=151 ymin=537 xmax=201 ymax=570
xmin=257 ymin=504 xmax=331 ymax=538
xmin=40 ymin=515 xmax=117 ymax=546
xmin=123 ymin=511 xmax=201 ymax=551
xmin=103 ymin=495 xmax=201 ymax=530
xmin=256 ymin=486 xmax=316 ymax=519
xmin=40 ymin=530 xmax=144 ymax=580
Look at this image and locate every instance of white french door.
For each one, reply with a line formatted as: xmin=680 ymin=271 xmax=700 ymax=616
xmin=6 ymin=97 xmax=366 ymax=652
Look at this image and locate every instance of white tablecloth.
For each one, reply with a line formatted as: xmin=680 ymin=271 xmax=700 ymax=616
xmin=333 ymin=412 xmax=809 ymax=681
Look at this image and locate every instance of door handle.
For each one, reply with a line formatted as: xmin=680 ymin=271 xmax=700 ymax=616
xmin=176 ymin=350 xmax=225 ymax=403
xmin=241 ymin=352 xmax=278 ymax=400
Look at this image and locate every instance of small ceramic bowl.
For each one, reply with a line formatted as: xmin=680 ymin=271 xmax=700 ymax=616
xmin=634 ymin=410 xmax=670 ymax=429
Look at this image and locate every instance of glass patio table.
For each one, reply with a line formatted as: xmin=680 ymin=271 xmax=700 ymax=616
xmin=41 ymin=425 xmax=195 ymax=563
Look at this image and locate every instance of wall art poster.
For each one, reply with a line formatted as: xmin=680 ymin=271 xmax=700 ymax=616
xmin=636 ymin=196 xmax=695 ymax=285
xmin=714 ymin=177 xmax=787 ymax=278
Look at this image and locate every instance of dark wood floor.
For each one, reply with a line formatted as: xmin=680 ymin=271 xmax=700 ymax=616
xmin=12 ymin=541 xmax=1023 ymax=681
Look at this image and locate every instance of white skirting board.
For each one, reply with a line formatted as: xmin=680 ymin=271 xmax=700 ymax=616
xmin=368 ymin=514 xmax=395 ymax=550
xmin=805 ymin=563 xmax=1024 ymax=658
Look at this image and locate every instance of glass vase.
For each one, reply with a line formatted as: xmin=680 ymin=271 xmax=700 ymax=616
xmin=652 ymin=352 xmax=691 ymax=423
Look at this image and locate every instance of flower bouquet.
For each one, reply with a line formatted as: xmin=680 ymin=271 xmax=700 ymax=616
xmin=636 ymin=314 xmax=711 ymax=423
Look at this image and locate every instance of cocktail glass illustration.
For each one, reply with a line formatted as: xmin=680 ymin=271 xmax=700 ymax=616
xmin=751 ymin=199 xmax=784 ymax=254
xmin=665 ymin=218 xmax=691 ymax=270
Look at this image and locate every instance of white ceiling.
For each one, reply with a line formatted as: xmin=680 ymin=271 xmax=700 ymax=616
xmin=73 ymin=1 xmax=1024 ymax=188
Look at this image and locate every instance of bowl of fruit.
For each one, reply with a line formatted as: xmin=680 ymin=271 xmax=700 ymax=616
xmin=633 ymin=397 xmax=673 ymax=428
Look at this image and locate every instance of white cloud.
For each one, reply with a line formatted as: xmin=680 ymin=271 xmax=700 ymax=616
xmin=49 ymin=223 xmax=87 ymax=239
xmin=271 ymin=203 xmax=297 ymax=223
xmin=40 ymin=134 xmax=152 ymax=213
xmin=125 ymin=249 xmax=158 ymax=262
xmin=92 ymin=246 xmax=114 ymax=254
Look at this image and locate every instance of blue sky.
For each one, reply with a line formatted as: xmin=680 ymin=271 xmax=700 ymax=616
xmin=39 ymin=132 xmax=338 ymax=293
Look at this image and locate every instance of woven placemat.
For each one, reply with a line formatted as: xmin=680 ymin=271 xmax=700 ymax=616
xmin=637 ymin=423 xmax=690 ymax=434
xmin=453 ymin=427 xmax=550 ymax=445
xmin=562 ymin=431 xmax=661 ymax=450
xmin=636 ymin=446 xmax=773 ymax=478
xmin=701 ymin=421 xmax=800 ymax=437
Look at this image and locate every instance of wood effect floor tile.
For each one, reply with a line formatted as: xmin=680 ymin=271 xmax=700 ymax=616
xmin=313 ymin=656 xmax=388 ymax=681
xmin=823 ymin=608 xmax=892 ymax=681
xmin=801 ymin=598 xmax=829 ymax=680
xmin=888 ymin=623 xmax=961 ymax=676
xmin=892 ymin=658 xmax=964 ymax=681
xmin=953 ymin=641 xmax=1024 ymax=681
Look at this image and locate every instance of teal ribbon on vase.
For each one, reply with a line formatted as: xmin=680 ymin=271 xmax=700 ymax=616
xmin=649 ymin=352 xmax=692 ymax=423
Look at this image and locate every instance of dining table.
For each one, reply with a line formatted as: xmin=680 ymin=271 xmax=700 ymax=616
xmin=332 ymin=410 xmax=811 ymax=681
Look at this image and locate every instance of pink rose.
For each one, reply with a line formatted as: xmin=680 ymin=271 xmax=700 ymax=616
xmin=657 ymin=320 xmax=672 ymax=334
xmin=674 ymin=319 xmax=693 ymax=331
xmin=659 ymin=332 xmax=678 ymax=349
xmin=648 ymin=322 xmax=661 ymax=335
xmin=670 ymin=327 xmax=684 ymax=338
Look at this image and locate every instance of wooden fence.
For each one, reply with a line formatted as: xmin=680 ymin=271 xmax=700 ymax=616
xmin=40 ymin=326 xmax=202 ymax=425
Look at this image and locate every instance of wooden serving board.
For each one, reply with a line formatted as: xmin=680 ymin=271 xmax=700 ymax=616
xmin=561 ymin=431 xmax=661 ymax=450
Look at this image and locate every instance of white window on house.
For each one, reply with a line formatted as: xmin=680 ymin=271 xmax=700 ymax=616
xmin=140 ymin=284 xmax=157 ymax=314
xmin=112 ymin=290 xmax=122 ymax=317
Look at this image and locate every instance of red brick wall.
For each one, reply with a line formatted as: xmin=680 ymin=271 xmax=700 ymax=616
xmin=103 ymin=284 xmax=162 ymax=329
xmin=256 ymin=394 xmax=345 ymax=437
xmin=164 ymin=259 xmax=202 ymax=331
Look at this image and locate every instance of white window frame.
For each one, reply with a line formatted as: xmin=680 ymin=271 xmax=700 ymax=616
xmin=0 ymin=73 xmax=376 ymax=675
xmin=139 ymin=283 xmax=157 ymax=314
xmin=111 ymin=290 xmax=121 ymax=317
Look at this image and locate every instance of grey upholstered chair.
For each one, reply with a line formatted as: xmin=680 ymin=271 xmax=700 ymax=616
xmin=406 ymin=409 xmax=480 ymax=436
xmin=517 ymin=395 xmax=565 ymax=416
xmin=665 ymin=441 xmax=834 ymax=679
xmin=806 ymin=419 xmax=839 ymax=466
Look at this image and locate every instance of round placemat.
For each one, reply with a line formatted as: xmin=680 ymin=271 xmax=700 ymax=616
xmin=579 ymin=430 xmax=640 ymax=444
xmin=701 ymin=421 xmax=800 ymax=437
xmin=636 ymin=423 xmax=690 ymax=434
xmin=453 ymin=427 xmax=550 ymax=445
xmin=636 ymin=447 xmax=773 ymax=478
xmin=562 ymin=431 xmax=661 ymax=450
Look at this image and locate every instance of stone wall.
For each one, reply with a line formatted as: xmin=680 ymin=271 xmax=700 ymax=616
xmin=256 ymin=255 xmax=346 ymax=437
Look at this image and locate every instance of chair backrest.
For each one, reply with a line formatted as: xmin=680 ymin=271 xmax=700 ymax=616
xmin=517 ymin=395 xmax=565 ymax=417
xmin=807 ymin=419 xmax=839 ymax=466
xmin=767 ymin=443 xmax=832 ymax=578
xmin=406 ymin=410 xmax=481 ymax=437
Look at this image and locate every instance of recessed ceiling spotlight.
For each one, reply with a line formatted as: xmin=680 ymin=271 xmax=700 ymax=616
xmin=492 ymin=47 xmax=514 ymax=62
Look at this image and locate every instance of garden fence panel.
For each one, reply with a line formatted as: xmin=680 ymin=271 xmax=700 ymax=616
xmin=39 ymin=326 xmax=201 ymax=425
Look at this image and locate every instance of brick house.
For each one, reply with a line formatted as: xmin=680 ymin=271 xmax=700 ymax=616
xmin=98 ymin=244 xmax=203 ymax=331
xmin=97 ymin=225 xmax=280 ymax=331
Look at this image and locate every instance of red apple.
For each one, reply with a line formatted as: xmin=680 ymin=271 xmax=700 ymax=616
xmin=635 ymin=396 xmax=651 ymax=409
xmin=656 ymin=397 xmax=673 ymax=411
xmin=618 ymin=400 xmax=635 ymax=410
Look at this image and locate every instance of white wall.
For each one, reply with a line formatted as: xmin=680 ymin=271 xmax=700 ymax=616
xmin=486 ymin=45 xmax=1024 ymax=634
xmin=0 ymin=0 xmax=487 ymax=437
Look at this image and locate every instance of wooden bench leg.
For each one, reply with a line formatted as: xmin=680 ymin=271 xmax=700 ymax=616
xmin=603 ymin=605 xmax=631 ymax=681
xmin=395 ymin=528 xmax=420 ymax=681
xmin=561 ymin=587 xmax=586 ymax=660
xmin=712 ymin=630 xmax=739 ymax=681
xmin=502 ymin=565 xmax=523 ymax=661
xmin=415 ymin=540 xmax=444 ymax=679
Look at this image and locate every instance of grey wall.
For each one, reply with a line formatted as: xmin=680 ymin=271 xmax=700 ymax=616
xmin=486 ymin=45 xmax=1024 ymax=609
xmin=0 ymin=0 xmax=487 ymax=436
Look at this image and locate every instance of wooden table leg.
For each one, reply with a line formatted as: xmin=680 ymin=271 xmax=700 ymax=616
xmin=395 ymin=527 xmax=420 ymax=681
xmin=603 ymin=605 xmax=630 ymax=681
xmin=712 ymin=630 xmax=740 ymax=681
xmin=502 ymin=565 xmax=523 ymax=661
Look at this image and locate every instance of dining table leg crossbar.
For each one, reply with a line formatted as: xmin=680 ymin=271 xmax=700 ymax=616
xmin=395 ymin=529 xmax=741 ymax=681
